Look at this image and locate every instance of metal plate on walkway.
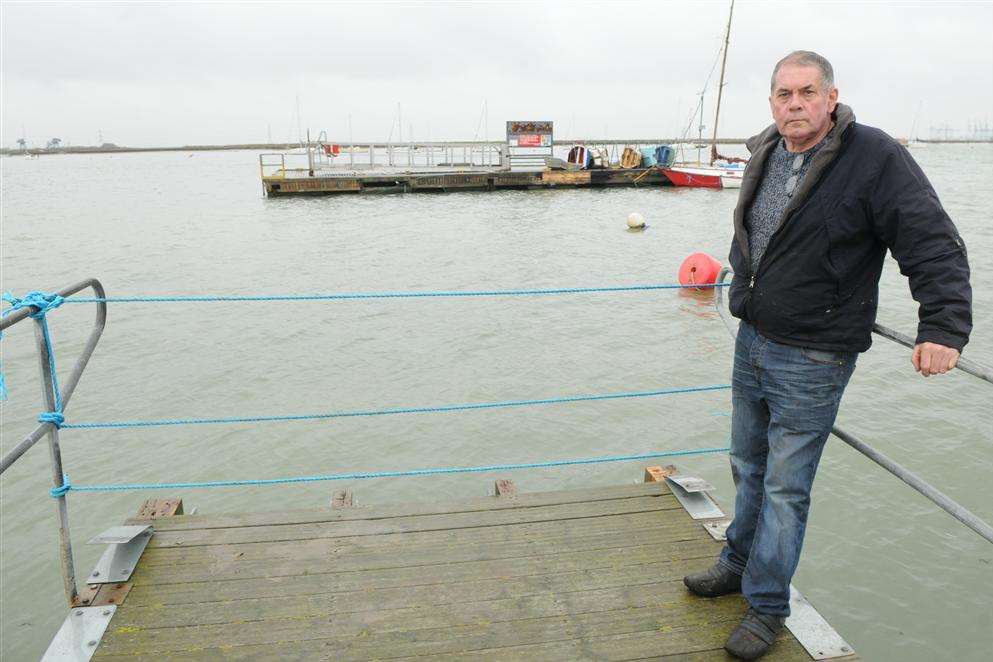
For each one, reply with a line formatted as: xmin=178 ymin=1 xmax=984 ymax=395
xmin=87 ymin=525 xmax=152 ymax=583
xmin=42 ymin=606 xmax=116 ymax=661
xmin=87 ymin=525 xmax=151 ymax=545
xmin=666 ymin=475 xmax=715 ymax=493
xmin=666 ymin=476 xmax=724 ymax=520
xmin=702 ymin=518 xmax=731 ymax=541
xmin=785 ymin=584 xmax=856 ymax=660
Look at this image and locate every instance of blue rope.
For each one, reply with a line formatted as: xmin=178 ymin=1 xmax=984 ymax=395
xmin=64 ymin=281 xmax=728 ymax=304
xmin=1 ymin=292 xmax=65 ymax=419
xmin=54 ymin=446 xmax=731 ymax=495
xmin=60 ymin=384 xmax=731 ymax=430
xmin=50 ymin=474 xmax=71 ymax=498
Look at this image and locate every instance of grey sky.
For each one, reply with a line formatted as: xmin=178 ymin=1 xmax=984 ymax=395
xmin=2 ymin=1 xmax=991 ymax=147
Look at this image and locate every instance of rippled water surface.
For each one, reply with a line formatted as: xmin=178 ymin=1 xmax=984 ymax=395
xmin=2 ymin=146 xmax=991 ymax=660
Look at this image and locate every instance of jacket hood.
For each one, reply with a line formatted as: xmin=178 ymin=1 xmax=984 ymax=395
xmin=745 ymin=103 xmax=855 ymax=153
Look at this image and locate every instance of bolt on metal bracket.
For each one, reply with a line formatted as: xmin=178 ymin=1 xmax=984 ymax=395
xmin=41 ymin=605 xmax=117 ymax=661
xmin=86 ymin=525 xmax=152 ymax=584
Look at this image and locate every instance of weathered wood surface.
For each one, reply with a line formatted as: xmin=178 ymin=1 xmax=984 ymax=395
xmin=94 ymin=481 xmax=824 ymax=660
xmin=263 ymin=167 xmax=668 ymax=196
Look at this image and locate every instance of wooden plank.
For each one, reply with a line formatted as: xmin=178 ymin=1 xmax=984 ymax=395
xmin=122 ymin=555 xmax=714 ymax=614
xmin=139 ymin=510 xmax=702 ymax=566
xmin=96 ymin=591 xmax=750 ymax=656
xmin=143 ymin=494 xmax=684 ymax=548
xmin=494 ymin=479 xmax=516 ymax=497
xmin=94 ymin=625 xmax=821 ymax=661
xmin=95 ymin=622 xmax=817 ymax=661
xmin=644 ymin=464 xmax=678 ymax=483
xmin=135 ymin=498 xmax=184 ymax=519
xmin=331 ymin=489 xmax=353 ymax=509
xmin=138 ymin=525 xmax=709 ymax=583
xmin=108 ymin=578 xmax=731 ymax=638
xmin=384 ymin=629 xmax=818 ymax=662
xmin=142 ymin=513 xmax=708 ymax=568
xmin=131 ymin=535 xmax=720 ymax=586
xmin=133 ymin=481 xmax=674 ymax=532
xmin=541 ymin=170 xmax=592 ymax=186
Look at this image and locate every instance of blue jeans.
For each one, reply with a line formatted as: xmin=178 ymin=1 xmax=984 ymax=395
xmin=718 ymin=322 xmax=856 ymax=617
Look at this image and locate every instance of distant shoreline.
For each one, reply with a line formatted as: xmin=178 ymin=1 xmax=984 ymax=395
xmin=3 ymin=138 xmax=991 ymax=157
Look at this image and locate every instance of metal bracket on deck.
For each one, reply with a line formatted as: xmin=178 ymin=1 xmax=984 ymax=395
xmin=785 ymin=584 xmax=856 ymax=659
xmin=665 ymin=475 xmax=725 ymax=520
xmin=86 ymin=525 xmax=152 ymax=584
xmin=41 ymin=605 xmax=117 ymax=661
xmin=701 ymin=517 xmax=732 ymax=541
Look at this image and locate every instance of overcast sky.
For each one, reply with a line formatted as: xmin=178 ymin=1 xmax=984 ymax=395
xmin=2 ymin=1 xmax=991 ymax=147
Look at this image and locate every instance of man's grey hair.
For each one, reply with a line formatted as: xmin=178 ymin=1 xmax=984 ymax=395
xmin=770 ymin=51 xmax=835 ymax=91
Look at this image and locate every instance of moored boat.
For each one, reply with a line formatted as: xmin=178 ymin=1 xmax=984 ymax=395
xmin=661 ymin=1 xmax=746 ymax=191
xmin=661 ymin=164 xmax=743 ymax=189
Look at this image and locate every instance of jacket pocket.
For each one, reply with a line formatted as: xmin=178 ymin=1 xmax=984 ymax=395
xmin=727 ymin=275 xmax=749 ymax=319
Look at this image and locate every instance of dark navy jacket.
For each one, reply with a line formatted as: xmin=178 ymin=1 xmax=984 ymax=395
xmin=728 ymin=103 xmax=972 ymax=352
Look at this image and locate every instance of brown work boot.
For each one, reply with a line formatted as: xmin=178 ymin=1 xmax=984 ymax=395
xmin=724 ymin=608 xmax=786 ymax=659
xmin=683 ymin=562 xmax=742 ymax=597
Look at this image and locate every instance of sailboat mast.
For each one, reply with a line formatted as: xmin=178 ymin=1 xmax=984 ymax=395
xmin=710 ymin=0 xmax=735 ymax=165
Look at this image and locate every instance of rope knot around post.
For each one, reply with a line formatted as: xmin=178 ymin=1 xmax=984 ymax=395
xmin=50 ymin=474 xmax=71 ymax=498
xmin=39 ymin=411 xmax=66 ymax=428
xmin=2 ymin=289 xmax=67 ymax=414
xmin=2 ymin=290 xmax=66 ymax=319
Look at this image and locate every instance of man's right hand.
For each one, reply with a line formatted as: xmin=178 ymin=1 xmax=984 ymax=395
xmin=912 ymin=342 xmax=960 ymax=377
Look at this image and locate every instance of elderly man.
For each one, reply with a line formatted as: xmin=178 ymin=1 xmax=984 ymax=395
xmin=683 ymin=51 xmax=972 ymax=659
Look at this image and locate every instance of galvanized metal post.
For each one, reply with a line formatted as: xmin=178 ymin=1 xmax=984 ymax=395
xmin=34 ymin=317 xmax=78 ymax=607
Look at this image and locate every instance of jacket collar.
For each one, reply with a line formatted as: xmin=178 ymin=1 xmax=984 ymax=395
xmin=732 ymin=104 xmax=856 ymax=272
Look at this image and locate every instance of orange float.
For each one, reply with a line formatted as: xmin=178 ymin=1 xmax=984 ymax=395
xmin=678 ymin=252 xmax=723 ymax=289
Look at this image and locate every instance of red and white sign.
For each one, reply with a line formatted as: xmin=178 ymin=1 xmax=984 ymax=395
xmin=517 ymin=134 xmax=542 ymax=147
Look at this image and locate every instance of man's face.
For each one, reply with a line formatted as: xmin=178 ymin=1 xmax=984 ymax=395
xmin=769 ymin=64 xmax=838 ymax=146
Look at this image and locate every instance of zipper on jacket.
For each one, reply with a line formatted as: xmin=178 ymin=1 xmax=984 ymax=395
xmin=748 ymin=207 xmax=795 ymax=290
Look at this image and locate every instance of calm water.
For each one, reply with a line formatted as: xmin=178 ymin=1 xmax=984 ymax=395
xmin=1 ymin=146 xmax=991 ymax=660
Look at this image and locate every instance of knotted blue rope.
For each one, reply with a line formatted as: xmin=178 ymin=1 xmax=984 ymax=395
xmin=60 ymin=383 xmax=731 ymax=430
xmin=3 ymin=291 xmax=66 ymax=318
xmin=39 ymin=412 xmax=66 ymax=427
xmin=2 ymin=291 xmax=66 ymax=422
xmin=50 ymin=474 xmax=71 ymax=498
xmin=51 ymin=445 xmax=730 ymax=495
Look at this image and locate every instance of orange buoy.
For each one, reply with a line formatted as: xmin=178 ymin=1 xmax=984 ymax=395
xmin=678 ymin=252 xmax=723 ymax=289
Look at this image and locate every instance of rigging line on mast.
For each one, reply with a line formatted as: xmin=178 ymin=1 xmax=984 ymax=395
xmin=676 ymin=21 xmax=728 ymax=160
xmin=710 ymin=0 xmax=735 ymax=164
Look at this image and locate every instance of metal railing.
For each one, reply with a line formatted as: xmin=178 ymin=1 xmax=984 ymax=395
xmin=0 ymin=279 xmax=107 ymax=606
xmin=2 ymin=272 xmax=989 ymax=612
xmin=259 ymin=142 xmax=506 ymax=180
xmin=713 ymin=268 xmax=993 ymax=543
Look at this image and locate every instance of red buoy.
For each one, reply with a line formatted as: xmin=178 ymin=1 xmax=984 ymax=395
xmin=678 ymin=252 xmax=723 ymax=289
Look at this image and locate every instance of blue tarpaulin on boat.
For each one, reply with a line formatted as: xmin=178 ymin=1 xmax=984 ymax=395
xmin=655 ymin=145 xmax=676 ymax=167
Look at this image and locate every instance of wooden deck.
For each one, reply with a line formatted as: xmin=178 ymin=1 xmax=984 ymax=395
xmin=86 ymin=479 xmax=849 ymax=660
xmin=263 ymin=167 xmax=669 ymax=196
